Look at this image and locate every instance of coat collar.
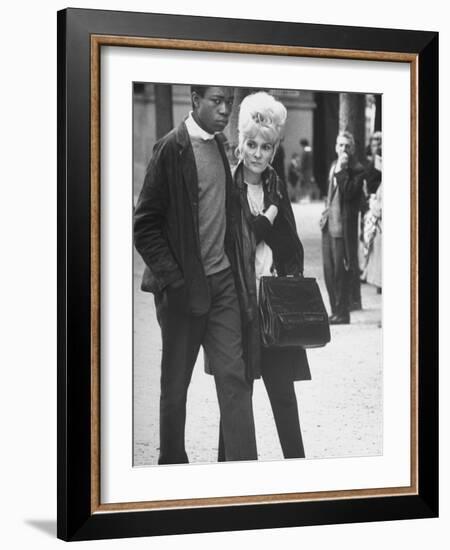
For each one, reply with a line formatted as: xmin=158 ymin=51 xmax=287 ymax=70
xmin=175 ymin=119 xmax=227 ymax=152
xmin=233 ymin=160 xmax=277 ymax=192
xmin=184 ymin=112 xmax=216 ymax=141
xmin=175 ymin=120 xmax=191 ymax=151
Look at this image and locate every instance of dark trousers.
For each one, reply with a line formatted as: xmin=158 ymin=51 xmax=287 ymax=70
xmin=322 ymin=229 xmax=350 ymax=318
xmin=350 ymin=268 xmax=362 ymax=307
xmin=155 ymin=267 xmax=257 ymax=464
xmin=218 ymin=355 xmax=305 ymax=461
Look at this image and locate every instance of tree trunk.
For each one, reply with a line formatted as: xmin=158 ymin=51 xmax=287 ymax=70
xmin=154 ymin=84 xmax=173 ymax=140
xmin=374 ymin=94 xmax=382 ymax=132
xmin=313 ymin=91 xmax=339 ymax=197
xmin=339 ymin=93 xmax=365 ymax=310
xmin=339 ymin=93 xmax=366 ymax=165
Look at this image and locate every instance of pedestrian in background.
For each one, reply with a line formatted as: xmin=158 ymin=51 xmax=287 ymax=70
xmin=320 ymin=131 xmax=365 ymax=324
xmin=364 ymin=131 xmax=382 ymax=195
xmin=362 ymin=133 xmax=382 ymax=294
xmin=287 ymin=152 xmax=301 ymax=202
xmin=359 ymin=131 xmax=382 ymax=283
xmin=363 ymin=183 xmax=382 ymax=292
xmin=298 ymin=138 xmax=320 ymax=201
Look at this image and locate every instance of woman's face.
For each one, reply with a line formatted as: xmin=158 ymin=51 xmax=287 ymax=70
xmin=242 ymin=132 xmax=275 ymax=175
xmin=370 ymin=137 xmax=381 ymax=156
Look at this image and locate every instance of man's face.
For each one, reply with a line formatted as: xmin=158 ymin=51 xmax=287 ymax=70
xmin=335 ymin=135 xmax=354 ymax=163
xmin=370 ymin=137 xmax=381 ymax=156
xmin=192 ymin=87 xmax=234 ymax=134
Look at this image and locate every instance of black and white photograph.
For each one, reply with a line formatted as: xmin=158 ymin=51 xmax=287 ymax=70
xmin=0 ymin=0 xmax=445 ymax=546
xmin=52 ymin=4 xmax=439 ymax=542
xmin=132 ymin=83 xmax=383 ymax=467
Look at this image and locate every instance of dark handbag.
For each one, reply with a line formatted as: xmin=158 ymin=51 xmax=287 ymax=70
xmin=259 ymin=275 xmax=330 ymax=348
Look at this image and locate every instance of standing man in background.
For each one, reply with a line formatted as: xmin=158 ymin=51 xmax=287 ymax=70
xmin=320 ymin=131 xmax=364 ymax=324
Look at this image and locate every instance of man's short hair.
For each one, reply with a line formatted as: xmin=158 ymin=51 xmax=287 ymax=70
xmin=336 ymin=130 xmax=355 ymax=150
xmin=369 ymin=130 xmax=382 ymax=145
xmin=190 ymin=85 xmax=210 ymax=109
xmin=190 ymin=85 xmax=209 ymax=98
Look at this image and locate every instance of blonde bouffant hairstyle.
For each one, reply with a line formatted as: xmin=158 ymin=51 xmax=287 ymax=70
xmin=236 ymin=91 xmax=287 ymax=160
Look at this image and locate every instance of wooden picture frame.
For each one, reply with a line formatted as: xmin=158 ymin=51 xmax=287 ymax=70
xmin=57 ymin=7 xmax=438 ymax=541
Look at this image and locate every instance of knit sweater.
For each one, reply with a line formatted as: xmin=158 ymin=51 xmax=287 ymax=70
xmin=190 ymin=136 xmax=230 ymax=276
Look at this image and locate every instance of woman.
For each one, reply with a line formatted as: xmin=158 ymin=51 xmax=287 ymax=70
xmin=360 ymin=132 xmax=382 ymax=289
xmin=364 ymin=183 xmax=382 ymax=291
xmin=217 ymin=92 xmax=311 ymax=460
xmin=359 ymin=131 xmax=382 ymax=283
xmin=287 ymin=152 xmax=301 ymax=202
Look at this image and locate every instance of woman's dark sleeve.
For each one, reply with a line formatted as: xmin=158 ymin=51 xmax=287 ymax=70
xmin=251 ymin=214 xmax=274 ymax=244
xmin=267 ymin=177 xmax=305 ymax=275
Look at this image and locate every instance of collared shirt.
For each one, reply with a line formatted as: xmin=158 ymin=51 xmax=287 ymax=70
xmin=184 ymin=111 xmax=216 ymax=141
xmin=245 ymin=182 xmax=273 ymax=301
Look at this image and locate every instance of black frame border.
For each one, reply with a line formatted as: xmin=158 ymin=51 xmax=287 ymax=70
xmin=57 ymin=8 xmax=438 ymax=541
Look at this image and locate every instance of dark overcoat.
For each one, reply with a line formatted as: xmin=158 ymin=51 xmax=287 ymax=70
xmin=133 ymin=121 xmax=235 ymax=316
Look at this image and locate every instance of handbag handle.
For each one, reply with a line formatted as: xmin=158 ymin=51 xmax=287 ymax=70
xmin=270 ymin=266 xmax=304 ymax=278
xmin=273 ymin=272 xmax=304 ymax=278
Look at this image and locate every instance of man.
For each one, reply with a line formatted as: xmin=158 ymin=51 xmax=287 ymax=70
xmin=320 ymin=131 xmax=364 ymax=325
xmin=134 ymin=85 xmax=257 ymax=464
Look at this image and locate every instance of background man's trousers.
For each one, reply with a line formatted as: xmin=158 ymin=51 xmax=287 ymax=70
xmin=322 ymin=229 xmax=351 ymax=318
xmin=155 ymin=267 xmax=257 ymax=464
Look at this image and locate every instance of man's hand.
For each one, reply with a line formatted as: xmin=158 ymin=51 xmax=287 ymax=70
xmin=335 ymin=151 xmax=349 ymax=172
xmin=319 ymin=208 xmax=328 ymax=231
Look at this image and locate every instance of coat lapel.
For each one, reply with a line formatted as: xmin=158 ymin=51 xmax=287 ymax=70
xmin=215 ymin=134 xmax=234 ymax=250
xmin=177 ymin=125 xmax=197 ymax=192
xmin=327 ymin=162 xmax=338 ymax=203
xmin=176 ymin=122 xmax=200 ymax=231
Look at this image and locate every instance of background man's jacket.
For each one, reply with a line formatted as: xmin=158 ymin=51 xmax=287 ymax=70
xmin=320 ymin=160 xmax=365 ymax=271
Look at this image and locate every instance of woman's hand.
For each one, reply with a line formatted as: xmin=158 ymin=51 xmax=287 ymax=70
xmin=264 ymin=204 xmax=278 ymax=225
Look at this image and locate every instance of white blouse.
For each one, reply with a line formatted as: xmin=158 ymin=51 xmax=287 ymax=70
xmin=246 ymin=182 xmax=273 ymax=300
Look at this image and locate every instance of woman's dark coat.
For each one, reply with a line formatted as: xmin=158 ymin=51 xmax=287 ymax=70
xmin=231 ymin=162 xmax=311 ymax=382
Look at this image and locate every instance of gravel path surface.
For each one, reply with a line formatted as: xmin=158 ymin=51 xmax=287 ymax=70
xmin=133 ymin=201 xmax=382 ymax=466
